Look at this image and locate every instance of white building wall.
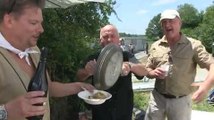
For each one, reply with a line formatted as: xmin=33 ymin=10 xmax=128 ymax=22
xmin=122 ymin=37 xmax=147 ymax=52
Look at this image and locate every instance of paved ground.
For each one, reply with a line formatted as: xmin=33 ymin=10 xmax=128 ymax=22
xmin=134 ymin=51 xmax=147 ymax=60
xmin=192 ymin=110 xmax=214 ymax=120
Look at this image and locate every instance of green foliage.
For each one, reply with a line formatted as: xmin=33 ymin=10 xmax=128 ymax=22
xmin=145 ymin=14 xmax=162 ymax=41
xmin=179 ymin=4 xmax=214 ymax=53
xmin=134 ymin=91 xmax=150 ymax=110
xmin=37 ymin=1 xmax=116 ymax=120
xmin=192 ymin=99 xmax=214 ymax=112
xmin=178 ymin=4 xmax=202 ymax=29
xmin=119 ymin=32 xmax=144 ymax=37
xmin=197 ymin=5 xmax=214 ymax=52
xmin=39 ymin=2 xmax=116 ymax=81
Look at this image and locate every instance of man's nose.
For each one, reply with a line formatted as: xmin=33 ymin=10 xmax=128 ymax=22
xmin=164 ymin=20 xmax=172 ymax=27
xmin=107 ymin=37 xmax=112 ymax=42
xmin=38 ymin=24 xmax=44 ymax=33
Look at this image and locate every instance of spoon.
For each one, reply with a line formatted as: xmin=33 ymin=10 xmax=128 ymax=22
xmin=81 ymin=87 xmax=94 ymax=94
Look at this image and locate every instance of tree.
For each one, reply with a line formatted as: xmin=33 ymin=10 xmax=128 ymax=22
xmin=38 ymin=1 xmax=116 ymax=120
xmin=145 ymin=14 xmax=163 ymax=41
xmin=197 ymin=4 xmax=214 ymax=52
xmin=178 ymin=4 xmax=202 ymax=29
xmin=176 ymin=4 xmax=203 ymax=39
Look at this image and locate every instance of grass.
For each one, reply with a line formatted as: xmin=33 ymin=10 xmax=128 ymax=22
xmin=133 ymin=91 xmax=150 ymax=110
xmin=133 ymin=91 xmax=214 ymax=112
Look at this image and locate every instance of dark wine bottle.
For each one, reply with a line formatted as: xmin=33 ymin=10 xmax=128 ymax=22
xmin=27 ymin=47 xmax=48 ymax=120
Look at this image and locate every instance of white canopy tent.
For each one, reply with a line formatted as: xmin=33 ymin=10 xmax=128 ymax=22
xmin=45 ymin=0 xmax=106 ymax=8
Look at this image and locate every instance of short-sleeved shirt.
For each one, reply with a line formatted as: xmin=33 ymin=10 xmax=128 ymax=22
xmin=146 ymin=34 xmax=214 ymax=96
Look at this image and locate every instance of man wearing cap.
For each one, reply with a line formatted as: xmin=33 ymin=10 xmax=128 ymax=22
xmin=144 ymin=9 xmax=214 ymax=120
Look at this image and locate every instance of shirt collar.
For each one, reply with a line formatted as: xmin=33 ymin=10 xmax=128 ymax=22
xmin=0 ymin=32 xmax=38 ymax=65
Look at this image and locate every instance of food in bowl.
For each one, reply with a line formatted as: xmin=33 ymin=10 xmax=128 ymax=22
xmin=78 ymin=90 xmax=112 ymax=105
xmin=88 ymin=91 xmax=106 ymax=99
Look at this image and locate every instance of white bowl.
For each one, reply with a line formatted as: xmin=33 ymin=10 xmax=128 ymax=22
xmin=78 ymin=90 xmax=112 ymax=105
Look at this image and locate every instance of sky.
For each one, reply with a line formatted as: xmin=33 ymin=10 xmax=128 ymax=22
xmin=109 ymin=0 xmax=213 ymax=35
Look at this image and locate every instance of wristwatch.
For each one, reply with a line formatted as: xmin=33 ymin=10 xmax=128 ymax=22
xmin=0 ymin=105 xmax=7 ymax=120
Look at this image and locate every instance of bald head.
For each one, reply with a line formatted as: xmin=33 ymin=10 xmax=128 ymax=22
xmin=99 ymin=24 xmax=120 ymax=47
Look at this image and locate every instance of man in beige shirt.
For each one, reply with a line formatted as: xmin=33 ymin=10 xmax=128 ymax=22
xmin=145 ymin=9 xmax=214 ymax=120
xmin=0 ymin=0 xmax=94 ymax=120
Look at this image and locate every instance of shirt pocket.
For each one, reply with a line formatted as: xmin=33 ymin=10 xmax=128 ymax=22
xmin=151 ymin=51 xmax=169 ymax=67
xmin=173 ymin=52 xmax=194 ymax=72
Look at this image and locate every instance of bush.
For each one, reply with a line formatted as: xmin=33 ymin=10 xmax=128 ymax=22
xmin=133 ymin=91 xmax=150 ymax=110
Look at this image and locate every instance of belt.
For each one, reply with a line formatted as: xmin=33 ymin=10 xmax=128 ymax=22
xmin=155 ymin=88 xmax=186 ymax=99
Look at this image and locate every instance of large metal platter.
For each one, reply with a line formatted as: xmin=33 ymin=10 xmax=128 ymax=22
xmin=94 ymin=43 xmax=123 ymax=90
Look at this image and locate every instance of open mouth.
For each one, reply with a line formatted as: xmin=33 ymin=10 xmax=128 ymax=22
xmin=165 ymin=28 xmax=173 ymax=32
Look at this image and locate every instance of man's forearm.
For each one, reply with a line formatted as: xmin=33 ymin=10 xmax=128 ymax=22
xmin=202 ymin=64 xmax=214 ymax=90
xmin=130 ymin=63 xmax=148 ymax=76
xmin=146 ymin=68 xmax=156 ymax=79
xmin=49 ymin=82 xmax=82 ymax=97
xmin=76 ymin=69 xmax=91 ymax=82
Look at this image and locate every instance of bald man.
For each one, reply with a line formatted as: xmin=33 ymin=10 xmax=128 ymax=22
xmin=77 ymin=24 xmax=148 ymax=120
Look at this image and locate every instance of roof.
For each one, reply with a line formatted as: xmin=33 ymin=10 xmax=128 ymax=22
xmin=45 ymin=0 xmax=105 ymax=8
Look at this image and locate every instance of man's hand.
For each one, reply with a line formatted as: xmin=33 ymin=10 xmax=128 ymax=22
xmin=121 ymin=62 xmax=131 ymax=76
xmin=5 ymin=91 xmax=47 ymax=120
xmin=79 ymin=82 xmax=95 ymax=93
xmin=148 ymin=67 xmax=167 ymax=79
xmin=85 ymin=59 xmax=96 ymax=76
xmin=191 ymin=82 xmax=208 ymax=103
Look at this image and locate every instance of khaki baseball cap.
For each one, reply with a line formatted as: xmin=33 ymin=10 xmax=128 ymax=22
xmin=160 ymin=9 xmax=180 ymax=22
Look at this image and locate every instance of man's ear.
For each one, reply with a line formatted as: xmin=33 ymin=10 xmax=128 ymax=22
xmin=2 ymin=14 xmax=14 ymax=28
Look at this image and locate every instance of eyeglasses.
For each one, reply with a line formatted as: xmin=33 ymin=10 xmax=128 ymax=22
xmin=8 ymin=0 xmax=16 ymax=14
